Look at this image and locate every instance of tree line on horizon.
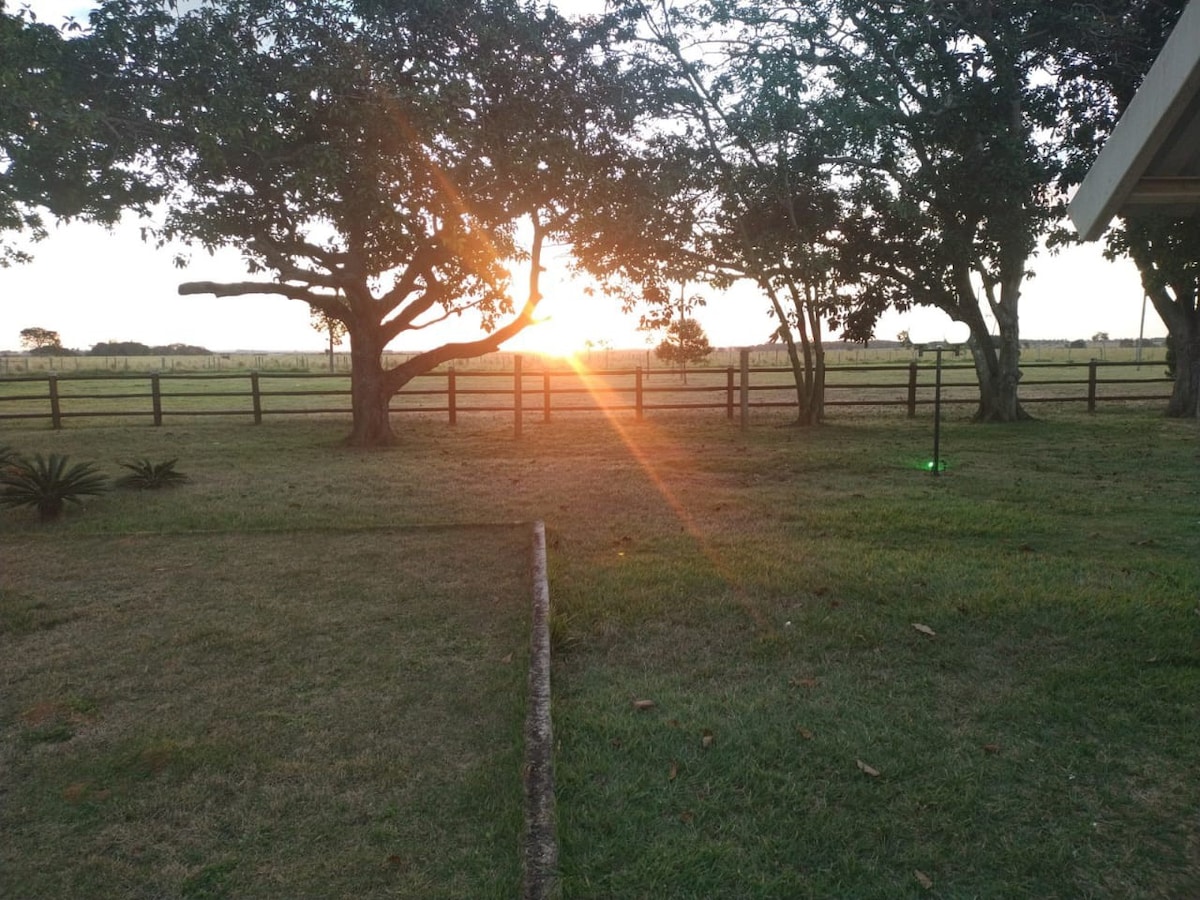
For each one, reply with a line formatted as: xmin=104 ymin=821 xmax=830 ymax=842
xmin=2 ymin=0 xmax=1197 ymax=444
xmin=16 ymin=327 xmax=210 ymax=357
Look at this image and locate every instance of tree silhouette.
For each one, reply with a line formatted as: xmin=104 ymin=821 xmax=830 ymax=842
xmin=655 ymin=318 xmax=712 ymax=382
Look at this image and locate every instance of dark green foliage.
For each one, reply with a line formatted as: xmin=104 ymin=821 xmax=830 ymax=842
xmin=84 ymin=0 xmax=650 ymax=446
xmin=115 ymin=458 xmax=188 ymax=490
xmin=0 ymin=6 xmax=160 ymax=265
xmin=0 ymin=453 xmax=108 ymax=521
xmin=655 ymin=318 xmax=712 ymax=367
xmin=89 ymin=341 xmax=212 ymax=356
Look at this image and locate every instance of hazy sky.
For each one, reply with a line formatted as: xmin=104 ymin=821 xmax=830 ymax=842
xmin=1 ymin=0 xmax=1162 ymax=354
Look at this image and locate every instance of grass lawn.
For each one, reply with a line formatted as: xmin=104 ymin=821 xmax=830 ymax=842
xmin=2 ymin=406 xmax=1198 ymax=897
xmin=1 ymin=528 xmax=531 ymax=899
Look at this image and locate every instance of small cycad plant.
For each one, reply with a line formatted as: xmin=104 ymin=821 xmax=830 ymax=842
xmin=0 ymin=454 xmax=109 ymax=522
xmin=116 ymin=458 xmax=188 ymax=490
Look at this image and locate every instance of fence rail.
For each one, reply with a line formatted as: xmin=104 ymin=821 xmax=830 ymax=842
xmin=0 ymin=357 xmax=1173 ymax=430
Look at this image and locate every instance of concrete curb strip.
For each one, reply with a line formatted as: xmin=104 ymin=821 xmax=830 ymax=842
xmin=523 ymin=520 xmax=558 ymax=899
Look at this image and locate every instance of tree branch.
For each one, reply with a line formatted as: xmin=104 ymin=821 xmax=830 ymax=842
xmin=383 ymin=216 xmax=549 ymax=392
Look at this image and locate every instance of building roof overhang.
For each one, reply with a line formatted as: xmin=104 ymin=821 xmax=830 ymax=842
xmin=1068 ymin=0 xmax=1200 ymax=241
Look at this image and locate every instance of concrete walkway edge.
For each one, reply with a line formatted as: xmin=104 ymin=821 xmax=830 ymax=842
xmin=523 ymin=520 xmax=558 ymax=899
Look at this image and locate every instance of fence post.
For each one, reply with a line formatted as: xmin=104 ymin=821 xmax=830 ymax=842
xmin=151 ymin=373 xmax=163 ymax=426
xmin=635 ymin=366 xmax=644 ymax=421
xmin=250 ymin=371 xmax=263 ymax=424
xmin=907 ymin=362 xmax=918 ymax=418
xmin=726 ymin=367 xmax=735 ymax=420
xmin=48 ymin=373 xmax=62 ymax=429
xmin=1087 ymin=359 xmax=1098 ymax=413
xmin=739 ymin=348 xmax=750 ymax=429
xmin=514 ymin=354 xmax=523 ymax=438
xmin=448 ymin=367 xmax=457 ymax=425
xmin=543 ymin=370 xmax=552 ymax=423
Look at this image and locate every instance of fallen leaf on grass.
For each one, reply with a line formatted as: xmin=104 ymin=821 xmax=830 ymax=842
xmin=856 ymin=759 xmax=881 ymax=777
xmin=679 ymin=810 xmax=694 ymax=824
xmin=1018 ymin=543 xmax=1036 ymax=553
xmin=914 ymin=869 xmax=933 ymax=889
xmin=700 ymin=729 xmax=714 ymax=749
xmin=790 ymin=676 xmax=820 ymax=689
xmin=632 ymin=699 xmax=656 ymax=710
xmin=912 ymin=623 xmax=937 ymax=637
xmin=797 ymin=727 xmax=814 ymax=740
xmin=668 ymin=760 xmax=678 ymax=781
xmin=500 ymin=652 xmax=513 ymax=664
xmin=982 ymin=743 xmax=1001 ymax=754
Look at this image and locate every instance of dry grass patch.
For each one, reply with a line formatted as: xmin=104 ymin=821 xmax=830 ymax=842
xmin=1 ymin=527 xmax=530 ymax=899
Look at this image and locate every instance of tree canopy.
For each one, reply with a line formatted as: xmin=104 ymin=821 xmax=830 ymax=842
xmin=19 ymin=326 xmax=61 ymax=352
xmin=80 ymin=0 xmax=652 ymax=444
xmin=655 ymin=317 xmax=712 ymax=369
xmin=9 ymin=0 xmax=1198 ymax=426
xmin=1 ymin=1 xmax=158 ymax=265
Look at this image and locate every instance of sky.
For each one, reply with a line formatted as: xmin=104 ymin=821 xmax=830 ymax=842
xmin=0 ymin=0 xmax=1164 ymax=355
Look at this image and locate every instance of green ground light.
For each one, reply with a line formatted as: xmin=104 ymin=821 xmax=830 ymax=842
xmin=903 ymin=456 xmax=950 ymax=472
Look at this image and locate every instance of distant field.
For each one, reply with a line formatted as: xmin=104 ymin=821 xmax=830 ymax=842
xmin=0 ymin=342 xmax=1170 ymax=376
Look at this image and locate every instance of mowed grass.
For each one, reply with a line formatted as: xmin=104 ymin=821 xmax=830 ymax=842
xmin=1 ymin=528 xmax=531 ymax=899
xmin=2 ymin=406 xmax=1198 ymax=897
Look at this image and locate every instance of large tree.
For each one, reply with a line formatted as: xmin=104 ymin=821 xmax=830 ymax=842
xmin=594 ymin=0 xmax=844 ymax=425
xmin=91 ymin=0 xmax=645 ymax=445
xmin=1053 ymin=0 xmax=1197 ymax=418
xmin=604 ymin=0 xmax=1082 ymax=424
xmin=788 ymin=0 xmax=1076 ymax=423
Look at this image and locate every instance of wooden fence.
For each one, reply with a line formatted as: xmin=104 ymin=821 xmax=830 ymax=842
xmin=0 ymin=356 xmax=1173 ymax=431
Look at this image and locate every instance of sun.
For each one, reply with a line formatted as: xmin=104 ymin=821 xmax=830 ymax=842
xmin=510 ymin=313 xmax=586 ymax=358
xmin=503 ymin=278 xmax=644 ymax=359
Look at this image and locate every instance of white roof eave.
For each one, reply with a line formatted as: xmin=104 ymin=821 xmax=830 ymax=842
xmin=1068 ymin=0 xmax=1200 ymax=241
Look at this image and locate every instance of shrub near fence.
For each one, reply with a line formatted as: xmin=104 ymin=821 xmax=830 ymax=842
xmin=0 ymin=356 xmax=1173 ymax=430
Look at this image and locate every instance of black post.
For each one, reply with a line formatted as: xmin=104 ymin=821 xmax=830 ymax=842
xmin=48 ymin=374 xmax=61 ymax=429
xmin=514 ymin=354 xmax=523 ymax=438
xmin=932 ymin=347 xmax=943 ymax=476
xmin=250 ymin=371 xmax=263 ymax=425
xmin=739 ymin=348 xmax=750 ymax=429
xmin=151 ymin=373 xmax=163 ymax=426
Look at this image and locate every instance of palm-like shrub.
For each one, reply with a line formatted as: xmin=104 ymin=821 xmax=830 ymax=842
xmin=0 ymin=454 xmax=109 ymax=521
xmin=116 ymin=458 xmax=188 ymax=490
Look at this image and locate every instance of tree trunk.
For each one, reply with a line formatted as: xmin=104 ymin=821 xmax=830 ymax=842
xmin=1165 ymin=326 xmax=1200 ymax=419
xmin=346 ymin=329 xmax=396 ymax=447
xmin=1121 ymin=220 xmax=1199 ymax=418
xmin=956 ymin=277 xmax=1030 ymax=423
